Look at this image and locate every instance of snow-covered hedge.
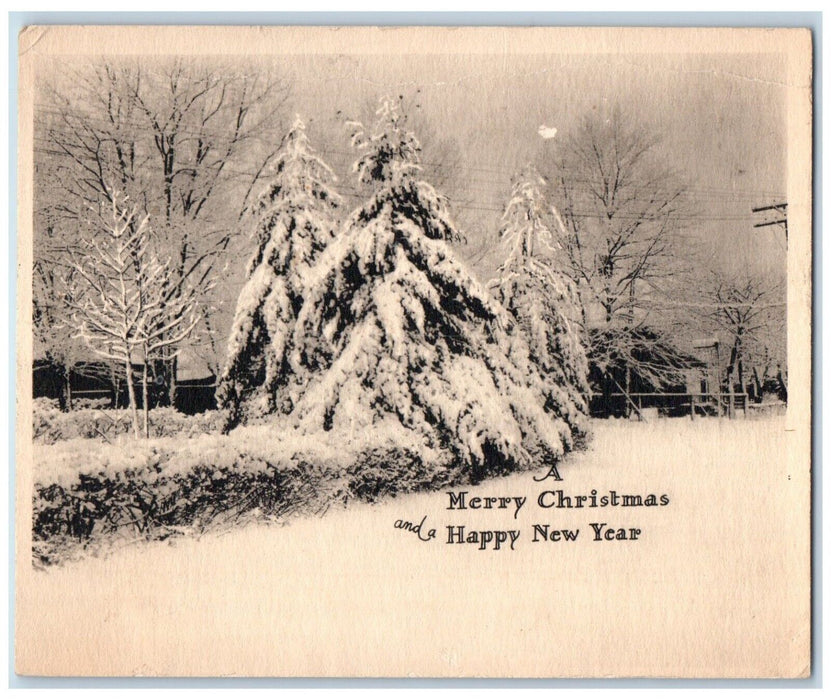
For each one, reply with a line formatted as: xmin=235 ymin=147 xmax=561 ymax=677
xmin=33 ymin=403 xmax=224 ymax=444
xmin=32 ymin=420 xmax=470 ymax=565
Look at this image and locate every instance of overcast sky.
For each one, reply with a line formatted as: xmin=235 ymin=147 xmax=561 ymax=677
xmin=40 ymin=49 xmax=788 ymax=277
xmin=276 ymin=51 xmax=787 ymax=277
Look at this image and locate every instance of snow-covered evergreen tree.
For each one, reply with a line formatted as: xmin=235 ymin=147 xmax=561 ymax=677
xmin=218 ymin=117 xmax=342 ymax=428
xmin=490 ymin=170 xmax=590 ymax=438
xmin=284 ymin=98 xmax=584 ymax=477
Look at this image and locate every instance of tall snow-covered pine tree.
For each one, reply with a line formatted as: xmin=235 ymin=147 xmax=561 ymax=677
xmin=218 ymin=117 xmax=342 ymax=428
xmin=490 ymin=169 xmax=590 ymax=440
xmin=286 ymin=98 xmax=584 ymax=477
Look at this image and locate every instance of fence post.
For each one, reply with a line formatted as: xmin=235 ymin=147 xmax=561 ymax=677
xmin=690 ymin=393 xmax=696 ymax=420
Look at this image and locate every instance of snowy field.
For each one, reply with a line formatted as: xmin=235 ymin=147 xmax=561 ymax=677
xmin=17 ymin=414 xmax=809 ymax=677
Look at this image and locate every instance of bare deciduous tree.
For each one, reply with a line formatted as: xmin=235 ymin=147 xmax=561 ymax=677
xmin=698 ymin=267 xmax=787 ymax=401
xmin=33 ymin=254 xmax=84 ymax=411
xmin=35 ymin=58 xmax=291 ymax=396
xmin=542 ymin=107 xmax=694 ymax=402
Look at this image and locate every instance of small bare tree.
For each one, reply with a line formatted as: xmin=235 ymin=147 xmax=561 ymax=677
xmin=33 ymin=252 xmax=83 ymax=410
xmin=697 ymin=267 xmax=786 ymax=401
xmin=64 ymin=193 xmax=203 ymax=438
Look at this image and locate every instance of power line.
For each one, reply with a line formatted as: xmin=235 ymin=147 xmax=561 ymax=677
xmin=33 ymin=136 xmax=786 ymax=203
xmin=32 ymin=155 xmax=784 ymax=225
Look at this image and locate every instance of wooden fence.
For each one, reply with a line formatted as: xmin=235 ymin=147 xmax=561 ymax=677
xmin=590 ymin=392 xmax=750 ymax=420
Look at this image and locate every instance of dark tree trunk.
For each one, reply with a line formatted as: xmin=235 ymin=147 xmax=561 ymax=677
xmin=142 ymin=353 xmax=150 ymax=439
xmin=167 ymin=355 xmax=178 ymax=409
xmin=777 ymin=365 xmax=788 ymax=402
xmin=124 ymin=353 xmax=140 ymax=439
xmin=752 ymin=367 xmax=763 ymax=402
xmin=110 ymin=363 xmax=121 ymax=409
xmin=57 ymin=362 xmax=71 ymax=412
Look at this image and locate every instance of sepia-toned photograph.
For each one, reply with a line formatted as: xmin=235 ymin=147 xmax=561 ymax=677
xmin=15 ymin=25 xmax=813 ymax=678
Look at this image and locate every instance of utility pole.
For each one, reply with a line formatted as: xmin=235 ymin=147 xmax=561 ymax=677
xmin=752 ymin=202 xmax=788 ymax=243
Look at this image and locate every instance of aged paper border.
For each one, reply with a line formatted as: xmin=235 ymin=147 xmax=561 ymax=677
xmin=13 ymin=25 xmax=813 ymax=679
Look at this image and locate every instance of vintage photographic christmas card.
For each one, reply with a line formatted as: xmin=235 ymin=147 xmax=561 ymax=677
xmin=15 ymin=25 xmax=812 ymax=678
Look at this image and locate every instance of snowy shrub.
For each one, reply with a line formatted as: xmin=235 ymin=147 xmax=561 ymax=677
xmin=31 ymin=422 xmax=467 ymax=565
xmin=32 ymin=399 xmax=64 ymax=442
xmin=344 ymin=445 xmax=464 ymax=502
xmin=74 ymin=397 xmax=111 ymax=410
xmin=34 ymin=397 xmax=60 ymax=411
xmin=32 ymin=405 xmax=223 ymax=444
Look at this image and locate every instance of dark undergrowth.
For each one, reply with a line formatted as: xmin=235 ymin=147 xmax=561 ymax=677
xmin=32 ymin=444 xmax=480 ymax=567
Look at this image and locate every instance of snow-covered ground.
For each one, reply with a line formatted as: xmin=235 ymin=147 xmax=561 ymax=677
xmin=17 ymin=416 xmax=809 ymax=678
